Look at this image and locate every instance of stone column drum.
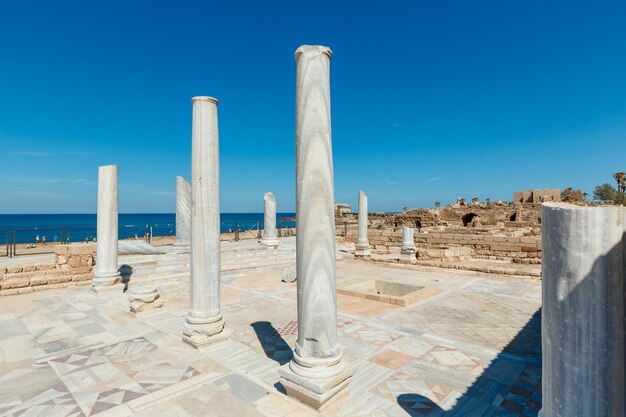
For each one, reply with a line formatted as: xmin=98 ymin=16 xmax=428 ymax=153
xmin=279 ymin=45 xmax=352 ymax=409
xmin=260 ymin=192 xmax=279 ymax=248
xmin=540 ymin=203 xmax=624 ymax=417
xmin=182 ymin=96 xmax=229 ymax=347
xmin=92 ymin=164 xmax=122 ymax=294
xmin=399 ymin=226 xmax=416 ymax=262
xmin=354 ymin=190 xmax=371 ymax=257
xmin=172 ymin=176 xmax=191 ymax=254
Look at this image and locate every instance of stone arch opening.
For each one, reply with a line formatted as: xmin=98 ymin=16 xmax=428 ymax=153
xmin=509 ymin=212 xmax=517 ymax=221
xmin=462 ymin=213 xmax=479 ymax=227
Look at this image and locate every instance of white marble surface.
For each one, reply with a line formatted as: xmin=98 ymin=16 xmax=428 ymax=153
xmin=355 ymin=190 xmax=370 ymax=251
xmin=93 ymin=164 xmax=121 ymax=287
xmin=182 ymin=96 xmax=227 ymax=347
xmin=260 ymin=192 xmax=279 ymax=247
xmin=540 ymin=203 xmax=624 ymax=417
xmin=173 ymin=176 xmax=191 ymax=253
xmin=280 ymin=44 xmax=351 ymax=409
xmin=400 ymin=226 xmax=416 ymax=251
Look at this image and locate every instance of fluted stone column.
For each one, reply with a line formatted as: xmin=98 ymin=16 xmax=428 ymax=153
xmin=540 ymin=203 xmax=624 ymax=417
xmin=399 ymin=226 xmax=416 ymax=262
xmin=92 ymin=164 xmax=122 ymax=294
xmin=278 ymin=45 xmax=352 ymax=409
xmin=182 ymin=96 xmax=229 ymax=348
xmin=354 ymin=190 xmax=371 ymax=257
xmin=172 ymin=176 xmax=191 ymax=254
xmin=260 ymin=192 xmax=279 ymax=248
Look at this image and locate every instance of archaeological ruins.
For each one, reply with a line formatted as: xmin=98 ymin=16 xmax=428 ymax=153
xmin=0 ymin=45 xmax=623 ymax=417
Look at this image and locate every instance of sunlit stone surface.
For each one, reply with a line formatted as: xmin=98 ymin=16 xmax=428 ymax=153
xmin=354 ymin=190 xmax=371 ymax=257
xmin=399 ymin=226 xmax=417 ymax=263
xmin=182 ymin=96 xmax=229 ymax=348
xmin=92 ymin=164 xmax=122 ymax=294
xmin=540 ymin=203 xmax=624 ymax=417
xmin=172 ymin=176 xmax=191 ymax=254
xmin=260 ymin=192 xmax=279 ymax=248
xmin=278 ymin=44 xmax=352 ymax=409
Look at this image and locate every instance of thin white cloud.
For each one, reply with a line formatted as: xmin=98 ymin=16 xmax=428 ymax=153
xmin=380 ymin=179 xmax=398 ymax=185
xmin=425 ymin=176 xmax=445 ymax=183
xmin=10 ymin=176 xmax=95 ymax=186
xmin=392 ymin=122 xmax=404 ymax=128
xmin=63 ymin=151 xmax=100 ymax=156
xmin=12 ymin=191 xmax=68 ymax=198
xmin=16 ymin=151 xmax=54 ymax=157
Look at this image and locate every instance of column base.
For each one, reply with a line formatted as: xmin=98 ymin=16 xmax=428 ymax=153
xmin=182 ymin=313 xmax=230 ymax=348
xmin=278 ymin=355 xmax=352 ymax=409
xmin=260 ymin=238 xmax=280 ymax=248
xmin=170 ymin=243 xmax=190 ymax=254
xmin=91 ymin=282 xmax=125 ymax=296
xmin=399 ymin=249 xmax=416 ymax=263
xmin=354 ymin=244 xmax=371 ymax=257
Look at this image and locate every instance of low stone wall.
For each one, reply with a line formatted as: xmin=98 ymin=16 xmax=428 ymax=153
xmin=345 ymin=228 xmax=541 ymax=261
xmin=0 ymin=243 xmax=96 ymax=296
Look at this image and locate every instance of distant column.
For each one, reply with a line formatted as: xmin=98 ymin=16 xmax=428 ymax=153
xmin=279 ymin=44 xmax=352 ymax=409
xmin=260 ymin=192 xmax=279 ymax=248
xmin=182 ymin=96 xmax=229 ymax=348
xmin=540 ymin=203 xmax=624 ymax=417
xmin=92 ymin=164 xmax=122 ymax=294
xmin=172 ymin=176 xmax=191 ymax=254
xmin=354 ymin=190 xmax=371 ymax=257
xmin=399 ymin=226 xmax=416 ymax=262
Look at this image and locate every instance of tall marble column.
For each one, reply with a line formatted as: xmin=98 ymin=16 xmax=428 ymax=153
xmin=354 ymin=190 xmax=371 ymax=257
xmin=172 ymin=176 xmax=191 ymax=254
xmin=260 ymin=192 xmax=279 ymax=248
xmin=182 ymin=96 xmax=229 ymax=348
xmin=279 ymin=45 xmax=352 ymax=409
xmin=540 ymin=203 xmax=624 ymax=417
xmin=399 ymin=226 xmax=416 ymax=262
xmin=92 ymin=164 xmax=122 ymax=294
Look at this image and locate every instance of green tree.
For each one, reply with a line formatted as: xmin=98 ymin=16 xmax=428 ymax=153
xmin=613 ymin=172 xmax=626 ymax=193
xmin=561 ymin=187 xmax=585 ymax=202
xmin=593 ymin=183 xmax=617 ymax=201
xmin=485 ymin=198 xmax=491 ymax=205
xmin=434 ymin=201 xmax=441 ymax=208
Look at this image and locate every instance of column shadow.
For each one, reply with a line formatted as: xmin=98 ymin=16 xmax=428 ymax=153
xmin=251 ymin=321 xmax=293 ymax=366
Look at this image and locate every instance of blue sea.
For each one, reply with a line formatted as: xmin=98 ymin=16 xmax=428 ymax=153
xmin=0 ymin=213 xmax=295 ymax=244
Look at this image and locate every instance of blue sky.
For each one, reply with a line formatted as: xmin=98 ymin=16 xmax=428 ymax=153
xmin=1 ymin=0 xmax=624 ymax=213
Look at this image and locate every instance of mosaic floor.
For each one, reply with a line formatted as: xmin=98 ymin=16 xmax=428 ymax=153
xmin=0 ymin=241 xmax=542 ymax=416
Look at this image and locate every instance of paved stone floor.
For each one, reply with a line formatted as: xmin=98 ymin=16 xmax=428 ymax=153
xmin=0 ymin=240 xmax=541 ymax=416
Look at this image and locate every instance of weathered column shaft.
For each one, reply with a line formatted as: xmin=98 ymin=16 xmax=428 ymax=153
xmin=540 ymin=203 xmax=624 ymax=417
xmin=279 ymin=44 xmax=351 ymax=410
xmin=182 ymin=96 xmax=228 ymax=347
xmin=356 ymin=190 xmax=369 ymax=247
xmin=261 ymin=192 xmax=279 ymax=247
xmin=401 ymin=226 xmax=415 ymax=251
xmin=93 ymin=164 xmax=120 ymax=287
xmin=173 ymin=176 xmax=191 ymax=252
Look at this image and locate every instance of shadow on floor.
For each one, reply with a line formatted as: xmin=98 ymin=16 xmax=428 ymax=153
xmin=397 ymin=309 xmax=542 ymax=416
xmin=251 ymin=321 xmax=293 ymax=366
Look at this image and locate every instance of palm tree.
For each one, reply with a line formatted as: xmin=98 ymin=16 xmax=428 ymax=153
xmin=471 ymin=197 xmax=479 ymax=204
xmin=485 ymin=198 xmax=491 ymax=205
xmin=434 ymin=201 xmax=441 ymax=208
xmin=613 ymin=172 xmax=626 ymax=193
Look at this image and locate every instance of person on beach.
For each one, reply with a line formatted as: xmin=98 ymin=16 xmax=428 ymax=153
xmin=42 ymin=235 xmax=47 ymax=244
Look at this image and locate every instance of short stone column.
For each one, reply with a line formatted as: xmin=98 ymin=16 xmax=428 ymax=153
xmin=260 ymin=192 xmax=279 ymax=248
xmin=92 ymin=164 xmax=122 ymax=295
xmin=129 ymin=286 xmax=164 ymax=316
xmin=279 ymin=45 xmax=352 ymax=409
xmin=540 ymin=203 xmax=624 ymax=417
xmin=354 ymin=190 xmax=371 ymax=257
xmin=399 ymin=226 xmax=416 ymax=262
xmin=182 ymin=96 xmax=229 ymax=348
xmin=172 ymin=176 xmax=191 ymax=254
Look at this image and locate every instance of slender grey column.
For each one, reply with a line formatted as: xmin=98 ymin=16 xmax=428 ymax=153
xmin=354 ymin=190 xmax=371 ymax=257
xmin=172 ymin=176 xmax=191 ymax=253
xmin=399 ymin=226 xmax=416 ymax=262
xmin=260 ymin=192 xmax=279 ymax=248
xmin=279 ymin=44 xmax=351 ymax=410
xmin=92 ymin=164 xmax=121 ymax=292
xmin=540 ymin=203 xmax=624 ymax=417
xmin=182 ymin=96 xmax=229 ymax=348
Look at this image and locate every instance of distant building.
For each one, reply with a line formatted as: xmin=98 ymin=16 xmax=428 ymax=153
xmin=513 ymin=189 xmax=561 ymax=204
xmin=334 ymin=203 xmax=352 ymax=217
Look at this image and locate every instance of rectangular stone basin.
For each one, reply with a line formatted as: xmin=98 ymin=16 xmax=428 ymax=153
xmin=337 ymin=280 xmax=440 ymax=307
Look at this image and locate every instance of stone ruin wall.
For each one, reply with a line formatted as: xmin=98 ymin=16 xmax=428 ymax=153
xmin=0 ymin=243 xmax=96 ymax=296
